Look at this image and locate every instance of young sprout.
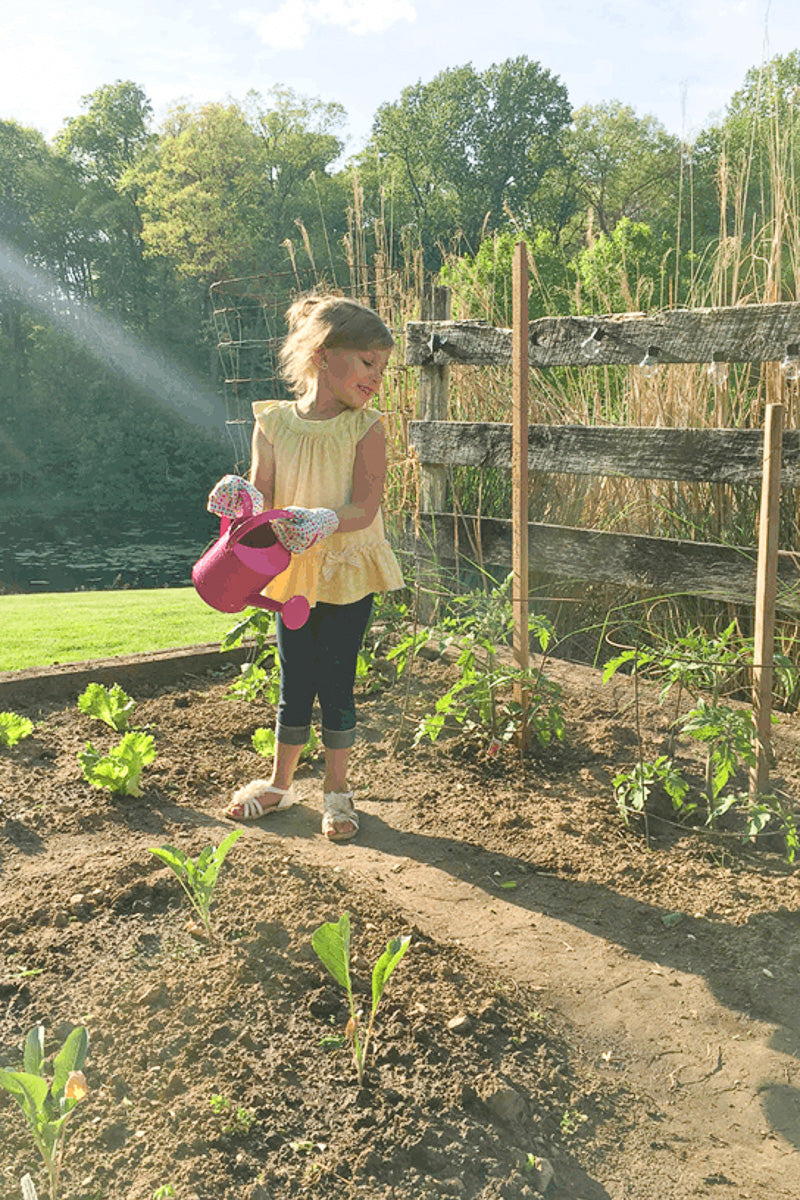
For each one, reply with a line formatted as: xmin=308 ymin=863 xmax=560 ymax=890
xmin=0 ymin=1025 xmax=89 ymax=1200
xmin=312 ymin=912 xmax=410 ymax=1085
xmin=148 ymin=830 xmax=243 ymax=941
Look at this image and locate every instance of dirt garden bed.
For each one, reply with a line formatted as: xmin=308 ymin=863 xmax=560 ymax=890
xmin=1 ymin=638 xmax=799 ymax=1199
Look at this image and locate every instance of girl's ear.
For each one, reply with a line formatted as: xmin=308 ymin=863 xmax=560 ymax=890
xmin=312 ymin=346 xmax=327 ymax=371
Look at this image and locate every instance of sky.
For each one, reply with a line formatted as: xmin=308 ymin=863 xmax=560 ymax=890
xmin=2 ymin=0 xmax=798 ymax=153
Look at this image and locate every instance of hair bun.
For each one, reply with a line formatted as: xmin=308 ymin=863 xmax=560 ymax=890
xmin=285 ymin=296 xmax=323 ymax=330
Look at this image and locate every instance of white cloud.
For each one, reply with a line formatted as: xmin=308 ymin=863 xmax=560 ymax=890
xmin=238 ymin=0 xmax=416 ymax=51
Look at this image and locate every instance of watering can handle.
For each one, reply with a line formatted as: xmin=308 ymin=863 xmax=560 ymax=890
xmin=219 ymin=506 xmax=296 ymax=542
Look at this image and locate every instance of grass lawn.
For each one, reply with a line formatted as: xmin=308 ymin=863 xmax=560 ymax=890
xmin=0 ymin=588 xmax=240 ymax=671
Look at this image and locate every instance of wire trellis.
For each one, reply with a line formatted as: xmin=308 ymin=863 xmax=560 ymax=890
xmin=210 ymin=267 xmax=408 ymax=472
xmin=210 ymin=273 xmax=300 ymax=472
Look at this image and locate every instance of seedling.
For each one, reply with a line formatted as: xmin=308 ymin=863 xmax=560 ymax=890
xmin=78 ymin=731 xmax=156 ymax=796
xmin=221 ymin=609 xmax=277 ymax=702
xmin=410 ymin=575 xmax=563 ymax=752
xmin=604 ymin=626 xmax=798 ymax=860
xmin=560 ymin=1107 xmax=588 ymax=1136
xmin=0 ymin=711 xmax=34 ymax=747
xmin=149 ymin=829 xmax=242 ymax=940
xmin=253 ymin=725 xmax=318 ymax=761
xmin=612 ymin=756 xmax=692 ymax=826
xmin=209 ymin=1093 xmax=256 ymax=1135
xmin=312 ymin=912 xmax=411 ymax=1085
xmin=77 ymin=682 xmax=135 ymax=732
xmin=0 ymin=1024 xmax=89 ymax=1200
xmin=152 ymin=1187 xmax=176 ymax=1200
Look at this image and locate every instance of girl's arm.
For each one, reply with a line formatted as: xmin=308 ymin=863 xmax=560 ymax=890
xmin=248 ymin=424 xmax=275 ymax=508
xmin=335 ymin=421 xmax=387 ymax=533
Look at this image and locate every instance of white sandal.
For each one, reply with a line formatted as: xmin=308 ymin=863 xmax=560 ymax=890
xmin=223 ymin=779 xmax=295 ymax=821
xmin=322 ymin=791 xmax=359 ymax=842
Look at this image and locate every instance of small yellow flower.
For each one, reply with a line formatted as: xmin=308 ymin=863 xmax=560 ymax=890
xmin=64 ymin=1070 xmax=88 ymax=1101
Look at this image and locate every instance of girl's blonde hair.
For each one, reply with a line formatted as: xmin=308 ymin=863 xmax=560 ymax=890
xmin=279 ymin=294 xmax=394 ymax=394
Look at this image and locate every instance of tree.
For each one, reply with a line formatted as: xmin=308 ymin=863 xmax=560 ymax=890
xmin=440 ymin=229 xmax=575 ymax=325
xmin=573 ymin=217 xmax=669 ymax=313
xmin=566 ymin=102 xmax=682 ymax=240
xmin=133 ymin=89 xmax=347 ymax=284
xmin=364 ymin=57 xmax=572 ymax=262
xmin=56 ymin=81 xmax=156 ymax=321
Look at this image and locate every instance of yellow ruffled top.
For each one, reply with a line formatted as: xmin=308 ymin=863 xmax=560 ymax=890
xmin=252 ymin=400 xmax=404 ymax=608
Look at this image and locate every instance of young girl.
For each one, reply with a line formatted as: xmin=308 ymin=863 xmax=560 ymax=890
xmin=222 ymin=294 xmax=404 ymax=839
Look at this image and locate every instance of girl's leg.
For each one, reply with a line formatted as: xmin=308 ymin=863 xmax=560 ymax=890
xmin=224 ymin=611 xmax=317 ymax=818
xmin=316 ymin=595 xmax=374 ymax=838
xmin=324 ymin=744 xmax=351 ymax=794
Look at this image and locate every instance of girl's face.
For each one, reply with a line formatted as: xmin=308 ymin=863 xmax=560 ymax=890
xmin=317 ymin=345 xmax=391 ymax=411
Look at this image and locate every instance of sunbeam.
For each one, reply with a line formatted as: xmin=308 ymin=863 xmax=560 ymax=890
xmin=0 ymin=239 xmax=225 ymax=432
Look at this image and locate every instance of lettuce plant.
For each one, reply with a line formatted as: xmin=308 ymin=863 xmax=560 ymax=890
xmin=0 ymin=1024 xmax=89 ymax=1200
xmin=149 ymin=829 xmax=242 ymax=940
xmin=0 ymin=711 xmax=34 ymax=747
xmin=77 ymin=682 xmax=135 ymax=732
xmin=253 ymin=725 xmax=318 ymax=761
xmin=78 ymin=731 xmax=156 ymax=795
xmin=312 ymin=912 xmax=410 ymax=1085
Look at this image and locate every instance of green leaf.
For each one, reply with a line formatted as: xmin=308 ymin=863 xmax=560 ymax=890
xmin=214 ymin=828 xmax=243 ymax=865
xmin=1 ymin=1069 xmax=49 ymax=1116
xmin=499 ymin=880 xmax=518 ymax=890
xmin=0 ymin=1067 xmax=27 ymax=1101
xmin=312 ymin=912 xmax=352 ymax=992
xmin=77 ymin=682 xmax=135 ymax=732
xmin=371 ymin=935 xmax=411 ymax=1017
xmin=79 ymin=731 xmax=156 ymax=795
xmin=51 ymin=1026 xmax=88 ymax=1098
xmin=252 ymin=726 xmax=276 ymax=757
xmin=220 ymin=613 xmax=256 ymax=650
xmin=23 ymin=1025 xmax=45 ymax=1077
xmin=148 ymin=846 xmax=187 ymax=874
xmin=0 ymin=711 xmax=35 ymax=747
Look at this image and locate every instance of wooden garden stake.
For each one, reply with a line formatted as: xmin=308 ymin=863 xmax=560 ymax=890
xmin=512 ymin=242 xmax=530 ymax=747
xmin=416 ymin=283 xmax=451 ymax=622
xmin=417 ymin=283 xmax=450 ymax=514
xmin=750 ymin=401 xmax=784 ymax=797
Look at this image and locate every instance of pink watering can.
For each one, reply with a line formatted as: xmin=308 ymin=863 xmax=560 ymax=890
xmin=192 ymin=495 xmax=310 ymax=628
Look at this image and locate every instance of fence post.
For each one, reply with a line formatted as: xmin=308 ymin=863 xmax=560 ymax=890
xmin=750 ymin=401 xmax=784 ymax=798
xmin=512 ymin=243 xmax=530 ymax=745
xmin=415 ymin=282 xmax=451 ymax=620
xmin=417 ymin=283 xmax=450 ymax=513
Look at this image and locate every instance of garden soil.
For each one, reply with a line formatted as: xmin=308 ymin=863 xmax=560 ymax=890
xmin=1 ymin=640 xmax=799 ymax=1200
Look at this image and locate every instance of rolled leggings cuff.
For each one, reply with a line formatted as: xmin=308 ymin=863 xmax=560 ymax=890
xmin=322 ymin=725 xmax=356 ymax=750
xmin=276 ymin=723 xmax=311 ymax=746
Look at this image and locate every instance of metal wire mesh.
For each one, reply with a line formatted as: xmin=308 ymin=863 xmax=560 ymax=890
xmin=210 ymin=268 xmax=407 ymax=471
xmin=210 ymin=273 xmax=299 ymax=471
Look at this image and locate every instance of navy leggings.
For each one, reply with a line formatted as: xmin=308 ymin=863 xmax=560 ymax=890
xmin=274 ymin=594 xmax=373 ymax=749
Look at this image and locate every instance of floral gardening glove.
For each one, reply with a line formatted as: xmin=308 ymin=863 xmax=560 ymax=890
xmin=207 ymin=475 xmax=265 ymax=519
xmin=270 ymin=507 xmax=340 ymax=555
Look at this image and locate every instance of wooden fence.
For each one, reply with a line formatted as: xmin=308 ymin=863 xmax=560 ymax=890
xmin=405 ymin=267 xmax=800 ymax=788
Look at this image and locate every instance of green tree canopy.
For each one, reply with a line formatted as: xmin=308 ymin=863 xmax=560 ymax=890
xmin=567 ymin=102 xmax=682 ymax=239
xmin=133 ymin=88 xmax=347 ymax=283
xmin=364 ymin=57 xmax=572 ymax=261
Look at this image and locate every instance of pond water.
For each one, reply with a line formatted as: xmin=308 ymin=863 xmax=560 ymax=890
xmin=0 ymin=513 xmax=221 ymax=593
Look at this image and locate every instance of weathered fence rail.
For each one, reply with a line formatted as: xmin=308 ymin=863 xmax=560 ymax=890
xmin=407 ymin=302 xmax=800 ymax=368
xmin=410 ymin=421 xmax=800 ymax=484
xmin=412 ymin=512 xmax=800 ymax=614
